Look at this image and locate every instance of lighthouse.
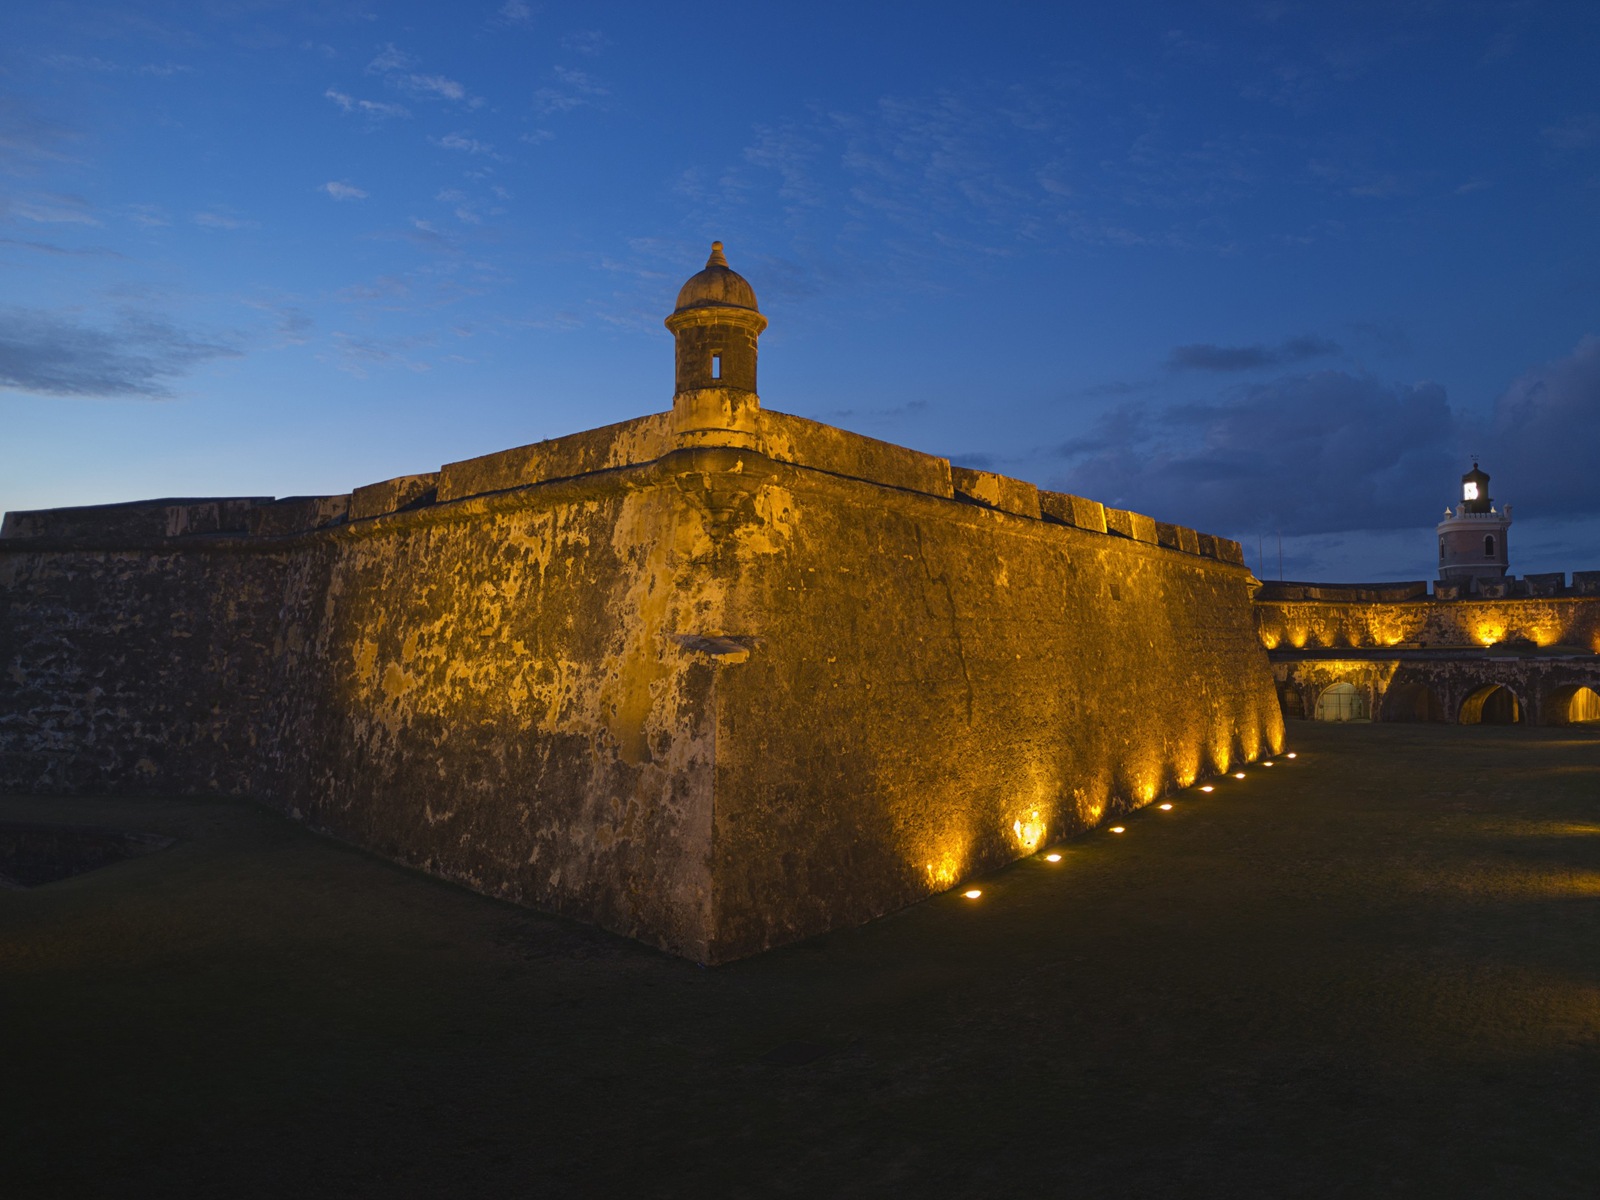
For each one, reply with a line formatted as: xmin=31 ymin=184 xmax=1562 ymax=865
xmin=1436 ymin=462 xmax=1511 ymax=590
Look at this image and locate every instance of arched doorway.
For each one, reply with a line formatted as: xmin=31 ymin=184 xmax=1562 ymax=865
xmin=1314 ymin=682 xmax=1366 ymax=722
xmin=1278 ymin=683 xmax=1305 ymax=720
xmin=1459 ymin=684 xmax=1521 ymax=725
xmin=1545 ymin=684 xmax=1600 ymax=726
xmin=1382 ymin=681 xmax=1443 ymax=723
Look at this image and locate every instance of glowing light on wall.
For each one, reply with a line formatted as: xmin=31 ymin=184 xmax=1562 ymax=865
xmin=1011 ymin=811 xmax=1046 ymax=852
xmin=1474 ymin=621 xmax=1506 ymax=647
xmin=925 ymin=857 xmax=960 ymax=889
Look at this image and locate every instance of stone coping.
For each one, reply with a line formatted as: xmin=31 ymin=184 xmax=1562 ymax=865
xmin=1 ymin=412 xmax=1246 ymax=569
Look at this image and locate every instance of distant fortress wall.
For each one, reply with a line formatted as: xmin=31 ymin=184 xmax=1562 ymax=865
xmin=1255 ymin=579 xmax=1600 ymax=726
xmin=0 ymin=407 xmax=1281 ymax=962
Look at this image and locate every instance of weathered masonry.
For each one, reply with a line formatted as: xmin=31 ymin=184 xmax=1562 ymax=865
xmin=1256 ymin=579 xmax=1600 ymax=726
xmin=0 ymin=244 xmax=1283 ymax=963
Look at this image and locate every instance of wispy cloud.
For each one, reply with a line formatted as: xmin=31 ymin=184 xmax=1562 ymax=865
xmin=321 ymin=181 xmax=367 ymax=201
xmin=561 ymin=29 xmax=608 ymax=55
xmin=0 ymin=306 xmax=241 ymax=399
xmin=324 ymin=88 xmax=411 ymax=120
xmin=534 ymin=66 xmax=608 ymax=115
xmin=0 ymin=236 xmax=122 ymax=258
xmin=432 ymin=132 xmax=501 ymax=159
xmin=1542 ymin=114 xmax=1600 ymax=151
xmin=41 ymin=54 xmax=188 ymax=77
xmin=1167 ymin=335 xmax=1340 ymax=372
xmin=497 ymin=1 xmax=534 ymax=28
xmin=193 ymin=210 xmax=258 ymax=230
xmin=365 ymin=44 xmax=478 ymax=107
xmin=5 ymin=192 xmax=100 ymax=225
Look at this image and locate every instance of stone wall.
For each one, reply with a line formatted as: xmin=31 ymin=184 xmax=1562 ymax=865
xmin=1254 ymin=594 xmax=1600 ymax=652
xmin=1 ymin=409 xmax=1281 ymax=962
xmin=1256 ymin=586 xmax=1600 ymax=727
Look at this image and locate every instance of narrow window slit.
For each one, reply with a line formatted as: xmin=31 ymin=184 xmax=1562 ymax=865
xmin=711 ymin=353 xmax=722 ymax=380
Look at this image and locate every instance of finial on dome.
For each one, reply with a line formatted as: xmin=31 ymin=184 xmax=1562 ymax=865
xmin=706 ymin=241 xmax=728 ymax=268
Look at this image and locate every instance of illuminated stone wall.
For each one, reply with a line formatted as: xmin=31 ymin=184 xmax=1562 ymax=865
xmin=1257 ymin=590 xmax=1600 ymax=726
xmin=1 ymin=411 xmax=1281 ymax=962
xmin=1255 ymin=595 xmax=1600 ymax=653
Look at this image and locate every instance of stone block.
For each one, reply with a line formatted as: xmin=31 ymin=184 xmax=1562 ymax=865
xmin=1524 ymin=572 xmax=1565 ymax=597
xmin=1478 ymin=579 xmax=1511 ymax=600
xmin=0 ymin=498 xmax=272 ymax=541
xmin=1214 ymin=538 xmax=1246 ymax=566
xmin=349 ymin=474 xmax=439 ymax=521
xmin=247 ymin=495 xmax=351 ymax=537
xmin=760 ymin=410 xmax=954 ymax=499
xmin=438 ymin=414 xmax=672 ymax=503
xmin=950 ymin=466 xmax=1042 ymax=519
xmin=1175 ymin=526 xmax=1201 ymax=555
xmin=1575 ymin=571 xmax=1600 ymax=596
xmin=1433 ymin=580 xmax=1465 ymax=600
xmin=1039 ymin=491 xmax=1108 ymax=533
xmin=1104 ymin=508 xmax=1158 ymax=544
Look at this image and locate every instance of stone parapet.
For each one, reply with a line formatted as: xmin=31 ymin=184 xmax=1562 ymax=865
xmin=950 ymin=466 xmax=1042 ymax=518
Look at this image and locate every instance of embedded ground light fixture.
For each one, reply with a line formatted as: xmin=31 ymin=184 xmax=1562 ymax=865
xmin=1158 ymin=803 xmax=1172 ymax=811
xmin=1233 ymin=772 xmax=1246 ymax=779
xmin=1286 ymin=753 xmax=1298 ymax=759
xmin=1044 ymin=853 xmax=1062 ymax=863
xmin=963 ymin=889 xmax=982 ymax=900
xmin=1199 ymin=785 xmax=1214 ymax=793
xmin=1109 ymin=826 xmax=1126 ymax=834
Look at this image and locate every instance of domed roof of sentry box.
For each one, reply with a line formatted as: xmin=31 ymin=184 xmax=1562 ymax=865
xmin=673 ymin=241 xmax=760 ymax=314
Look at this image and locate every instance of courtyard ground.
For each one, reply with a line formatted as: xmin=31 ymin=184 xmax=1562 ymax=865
xmin=3 ymin=722 xmax=1599 ymax=1198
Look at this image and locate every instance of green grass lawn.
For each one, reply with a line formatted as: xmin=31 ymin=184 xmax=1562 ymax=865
xmin=4 ymin=722 xmax=1599 ymax=1198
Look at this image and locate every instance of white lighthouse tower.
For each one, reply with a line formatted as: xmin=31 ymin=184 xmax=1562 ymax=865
xmin=1436 ymin=462 xmax=1511 ymax=591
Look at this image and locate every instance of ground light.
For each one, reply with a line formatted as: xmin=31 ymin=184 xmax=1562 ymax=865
xmin=1158 ymin=803 xmax=1172 ymax=811
xmin=1199 ymin=785 xmax=1214 ymax=793
xmin=1109 ymin=826 xmax=1126 ymax=834
xmin=963 ymin=889 xmax=982 ymax=899
xmin=1263 ymin=761 xmax=1275 ymax=767
xmin=1286 ymin=752 xmax=1297 ymax=759
xmin=1233 ymin=772 xmax=1247 ymax=779
xmin=1044 ymin=853 xmax=1062 ymax=863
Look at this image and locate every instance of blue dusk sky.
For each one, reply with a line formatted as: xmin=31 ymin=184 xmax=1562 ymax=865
xmin=3 ymin=1 xmax=1599 ymax=581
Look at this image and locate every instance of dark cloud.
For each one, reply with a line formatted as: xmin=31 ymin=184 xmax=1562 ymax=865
xmin=1167 ymin=335 xmax=1340 ymax=372
xmin=1482 ymin=335 xmax=1600 ymax=519
xmin=1056 ymin=369 xmax=1455 ymax=535
xmin=0 ymin=307 xmax=240 ymax=399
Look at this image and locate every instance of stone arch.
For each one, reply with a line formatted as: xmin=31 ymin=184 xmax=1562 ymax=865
xmin=1314 ymin=681 xmax=1366 ymax=722
xmin=1381 ymin=680 xmax=1444 ymax=723
xmin=1484 ymin=534 xmax=1496 ymax=558
xmin=1544 ymin=683 xmax=1600 ymax=726
xmin=1459 ymin=683 xmax=1521 ymax=725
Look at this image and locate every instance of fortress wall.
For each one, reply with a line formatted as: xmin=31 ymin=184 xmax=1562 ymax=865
xmin=0 ymin=541 xmax=294 ymax=794
xmin=697 ymin=450 xmax=1282 ymax=961
xmin=1 ymin=419 xmax=1278 ymax=962
xmin=258 ymin=469 xmax=724 ymax=959
xmin=1255 ymin=597 xmax=1600 ymax=652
